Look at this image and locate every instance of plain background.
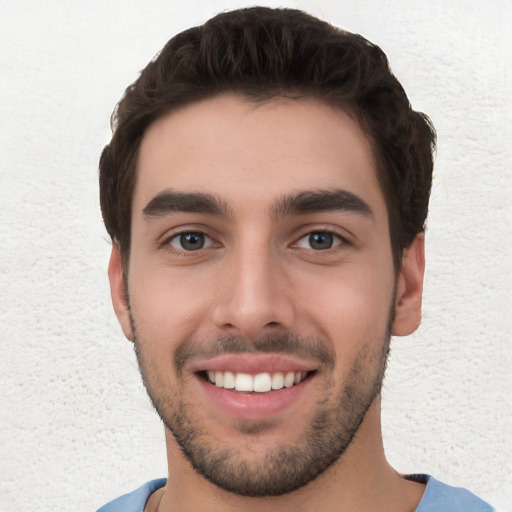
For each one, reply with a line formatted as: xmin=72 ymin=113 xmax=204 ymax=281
xmin=1 ymin=1 xmax=511 ymax=510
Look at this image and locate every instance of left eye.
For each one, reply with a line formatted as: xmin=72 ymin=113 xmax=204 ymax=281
xmin=296 ymin=231 xmax=343 ymax=251
xmin=168 ymin=232 xmax=214 ymax=251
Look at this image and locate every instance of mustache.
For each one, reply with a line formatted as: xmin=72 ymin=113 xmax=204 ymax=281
xmin=174 ymin=334 xmax=335 ymax=372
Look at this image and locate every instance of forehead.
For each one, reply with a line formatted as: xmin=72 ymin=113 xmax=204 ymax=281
xmin=134 ymin=95 xmax=385 ymax=218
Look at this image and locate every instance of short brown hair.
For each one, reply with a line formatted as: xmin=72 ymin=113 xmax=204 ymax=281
xmin=99 ymin=6 xmax=436 ymax=271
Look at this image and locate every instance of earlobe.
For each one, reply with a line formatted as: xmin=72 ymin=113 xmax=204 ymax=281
xmin=392 ymin=234 xmax=425 ymax=336
xmin=108 ymin=243 xmax=134 ymax=341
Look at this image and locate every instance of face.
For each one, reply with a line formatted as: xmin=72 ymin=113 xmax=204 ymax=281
xmin=109 ymin=95 xmax=424 ymax=496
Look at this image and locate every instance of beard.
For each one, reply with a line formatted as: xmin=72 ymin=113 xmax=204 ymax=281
xmin=131 ymin=313 xmax=392 ymax=497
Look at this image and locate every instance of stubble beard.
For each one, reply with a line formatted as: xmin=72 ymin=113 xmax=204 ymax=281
xmin=131 ymin=314 xmax=392 ymax=498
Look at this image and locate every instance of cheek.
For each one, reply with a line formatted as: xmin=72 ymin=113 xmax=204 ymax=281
xmin=127 ymin=263 xmax=215 ymax=349
xmin=294 ymin=264 xmax=395 ymax=349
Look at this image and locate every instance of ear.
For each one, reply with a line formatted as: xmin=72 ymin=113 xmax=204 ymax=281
xmin=108 ymin=242 xmax=134 ymax=341
xmin=392 ymin=233 xmax=425 ymax=336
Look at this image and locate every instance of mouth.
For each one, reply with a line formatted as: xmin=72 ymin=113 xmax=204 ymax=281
xmin=200 ymin=369 xmax=314 ymax=392
xmin=191 ymin=355 xmax=319 ymax=420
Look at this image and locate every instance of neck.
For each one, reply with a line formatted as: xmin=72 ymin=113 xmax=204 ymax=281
xmin=154 ymin=400 xmax=425 ymax=512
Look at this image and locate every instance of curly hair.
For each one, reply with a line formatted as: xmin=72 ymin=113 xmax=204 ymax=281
xmin=99 ymin=6 xmax=436 ymax=271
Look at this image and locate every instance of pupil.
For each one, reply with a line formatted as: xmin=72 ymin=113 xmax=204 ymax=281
xmin=309 ymin=232 xmax=333 ymax=250
xmin=181 ymin=232 xmax=204 ymax=250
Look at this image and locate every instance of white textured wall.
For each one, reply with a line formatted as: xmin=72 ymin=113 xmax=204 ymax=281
xmin=1 ymin=1 xmax=510 ymax=510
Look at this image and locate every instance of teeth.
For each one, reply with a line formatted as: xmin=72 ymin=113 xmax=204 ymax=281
xmin=271 ymin=372 xmax=284 ymax=390
xmin=235 ymin=373 xmax=253 ymax=392
xmin=223 ymin=371 xmax=235 ymax=389
xmin=253 ymin=373 xmax=272 ymax=392
xmin=284 ymin=372 xmax=295 ymax=388
xmin=214 ymin=371 xmax=224 ymax=388
xmin=206 ymin=370 xmax=308 ymax=392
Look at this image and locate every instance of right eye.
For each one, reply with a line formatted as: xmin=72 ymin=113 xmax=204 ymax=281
xmin=168 ymin=232 xmax=214 ymax=251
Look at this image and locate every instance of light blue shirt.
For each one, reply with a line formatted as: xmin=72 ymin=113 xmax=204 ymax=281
xmin=96 ymin=475 xmax=495 ymax=511
xmin=409 ymin=475 xmax=495 ymax=512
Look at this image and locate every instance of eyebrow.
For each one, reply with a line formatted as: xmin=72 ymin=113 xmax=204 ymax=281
xmin=271 ymin=189 xmax=373 ymax=220
xmin=143 ymin=190 xmax=232 ymax=219
xmin=142 ymin=188 xmax=373 ymax=221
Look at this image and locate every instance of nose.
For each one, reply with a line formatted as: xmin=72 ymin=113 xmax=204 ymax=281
xmin=212 ymin=243 xmax=295 ymax=339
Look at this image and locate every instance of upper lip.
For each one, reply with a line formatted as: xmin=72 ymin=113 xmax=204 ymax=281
xmin=189 ymin=354 xmax=318 ymax=375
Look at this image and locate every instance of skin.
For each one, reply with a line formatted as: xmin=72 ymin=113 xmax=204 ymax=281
xmin=109 ymin=95 xmax=426 ymax=512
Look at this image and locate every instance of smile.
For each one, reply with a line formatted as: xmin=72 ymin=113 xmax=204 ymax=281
xmin=205 ymin=370 xmax=310 ymax=392
xmin=191 ymin=354 xmax=319 ymax=419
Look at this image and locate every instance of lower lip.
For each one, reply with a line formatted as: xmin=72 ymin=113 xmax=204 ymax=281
xmin=196 ymin=375 xmax=314 ymax=420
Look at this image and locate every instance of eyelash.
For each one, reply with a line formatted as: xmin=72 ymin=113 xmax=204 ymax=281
xmin=161 ymin=231 xmax=216 ymax=255
xmin=294 ymin=231 xmax=347 ymax=251
xmin=161 ymin=228 xmax=349 ymax=255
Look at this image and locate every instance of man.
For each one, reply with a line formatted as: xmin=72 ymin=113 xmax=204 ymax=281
xmin=97 ymin=7 xmax=495 ymax=512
